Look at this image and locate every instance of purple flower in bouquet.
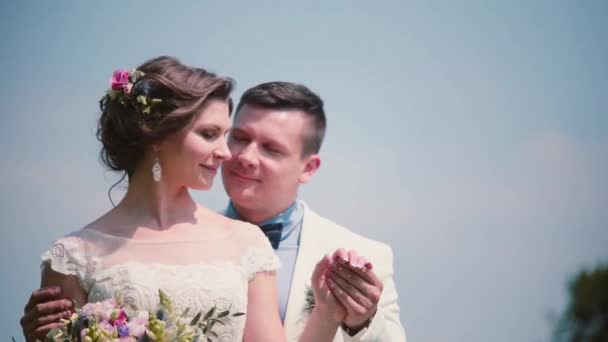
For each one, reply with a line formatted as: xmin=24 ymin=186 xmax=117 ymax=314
xmin=117 ymin=322 xmax=130 ymax=337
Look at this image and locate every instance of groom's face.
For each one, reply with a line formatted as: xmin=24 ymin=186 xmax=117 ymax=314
xmin=222 ymin=105 xmax=316 ymax=213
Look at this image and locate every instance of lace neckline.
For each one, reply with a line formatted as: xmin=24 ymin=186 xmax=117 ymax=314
xmin=81 ymin=226 xmax=236 ymax=244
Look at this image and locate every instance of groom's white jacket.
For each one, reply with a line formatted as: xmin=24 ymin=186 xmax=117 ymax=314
xmin=284 ymin=202 xmax=406 ymax=342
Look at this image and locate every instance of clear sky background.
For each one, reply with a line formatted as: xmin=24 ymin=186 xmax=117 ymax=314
xmin=1 ymin=1 xmax=607 ymax=341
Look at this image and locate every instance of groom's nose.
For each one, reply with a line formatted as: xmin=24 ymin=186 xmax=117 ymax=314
xmin=237 ymin=143 xmax=259 ymax=168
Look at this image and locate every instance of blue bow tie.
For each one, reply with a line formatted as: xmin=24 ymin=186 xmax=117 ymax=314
xmin=259 ymin=223 xmax=283 ymax=249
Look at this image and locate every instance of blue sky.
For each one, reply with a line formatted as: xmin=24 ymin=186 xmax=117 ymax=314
xmin=1 ymin=1 xmax=607 ymax=341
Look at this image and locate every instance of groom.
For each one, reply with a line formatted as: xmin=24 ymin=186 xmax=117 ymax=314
xmin=21 ymin=82 xmax=406 ymax=342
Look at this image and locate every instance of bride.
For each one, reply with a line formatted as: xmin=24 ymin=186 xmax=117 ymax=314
xmin=36 ymin=56 xmax=336 ymax=341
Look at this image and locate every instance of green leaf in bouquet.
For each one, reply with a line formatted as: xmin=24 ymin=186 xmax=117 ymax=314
xmin=217 ymin=309 xmax=232 ymax=318
xmin=114 ymin=291 xmax=124 ymax=306
xmin=206 ymin=318 xmax=225 ymax=334
xmin=181 ymin=307 xmax=190 ymax=318
xmin=159 ymin=288 xmax=172 ymax=307
xmin=190 ymin=311 xmax=202 ymax=326
xmin=208 ymin=318 xmax=225 ymax=326
xmin=146 ymin=330 xmax=157 ymax=341
xmin=232 ymin=312 xmax=245 ymax=317
xmin=65 ymin=319 xmax=72 ymax=336
xmin=70 ymin=315 xmax=82 ymax=340
xmin=203 ymin=320 xmax=213 ymax=334
xmin=50 ymin=328 xmax=64 ymax=340
xmin=202 ymin=306 xmax=216 ymax=321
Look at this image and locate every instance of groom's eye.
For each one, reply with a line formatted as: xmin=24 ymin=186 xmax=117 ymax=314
xmin=231 ymin=135 xmax=248 ymax=143
xmin=264 ymin=144 xmax=282 ymax=155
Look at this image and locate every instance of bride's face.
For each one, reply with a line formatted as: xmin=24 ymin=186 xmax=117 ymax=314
xmin=157 ymin=99 xmax=232 ymax=190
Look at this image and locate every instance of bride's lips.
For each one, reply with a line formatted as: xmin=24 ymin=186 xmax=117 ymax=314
xmin=229 ymin=169 xmax=260 ymax=182
xmin=200 ymin=164 xmax=219 ymax=175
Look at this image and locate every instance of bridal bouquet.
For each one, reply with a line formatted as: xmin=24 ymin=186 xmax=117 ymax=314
xmin=45 ymin=290 xmax=244 ymax=342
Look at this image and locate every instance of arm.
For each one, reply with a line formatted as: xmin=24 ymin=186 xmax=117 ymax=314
xmin=243 ymin=270 xmax=287 ymax=342
xmin=20 ymin=266 xmax=87 ymax=342
xmin=298 ymin=255 xmax=343 ymax=342
xmin=40 ymin=265 xmax=88 ymax=306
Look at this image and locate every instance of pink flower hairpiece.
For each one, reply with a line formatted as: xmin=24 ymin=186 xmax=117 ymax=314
xmin=110 ymin=69 xmax=132 ymax=93
xmin=101 ymin=68 xmax=163 ymax=117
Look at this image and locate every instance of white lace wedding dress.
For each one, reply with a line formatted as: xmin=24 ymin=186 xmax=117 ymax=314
xmin=41 ymin=224 xmax=280 ymax=342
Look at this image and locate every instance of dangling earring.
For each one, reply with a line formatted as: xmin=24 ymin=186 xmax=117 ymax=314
xmin=152 ymin=156 xmax=162 ymax=182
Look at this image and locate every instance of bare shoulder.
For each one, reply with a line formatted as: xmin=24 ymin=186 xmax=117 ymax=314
xmin=223 ymin=216 xmax=262 ymax=239
xmin=78 ymin=206 xmax=130 ymax=237
xmin=211 ymin=215 xmax=268 ymax=247
xmin=195 ymin=206 xmax=262 ymax=239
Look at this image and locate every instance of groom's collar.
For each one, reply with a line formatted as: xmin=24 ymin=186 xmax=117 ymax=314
xmin=225 ymin=200 xmax=304 ymax=227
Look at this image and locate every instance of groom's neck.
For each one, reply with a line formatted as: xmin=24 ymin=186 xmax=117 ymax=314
xmin=232 ymin=201 xmax=295 ymax=225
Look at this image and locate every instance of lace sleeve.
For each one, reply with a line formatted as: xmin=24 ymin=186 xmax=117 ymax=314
xmin=242 ymin=245 xmax=281 ymax=281
xmin=238 ymin=223 xmax=281 ymax=281
xmin=40 ymin=234 xmax=100 ymax=291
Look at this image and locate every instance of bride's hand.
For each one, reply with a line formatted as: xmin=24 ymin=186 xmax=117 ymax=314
xmin=20 ymin=286 xmax=74 ymax=342
xmin=310 ymin=254 xmax=346 ymax=323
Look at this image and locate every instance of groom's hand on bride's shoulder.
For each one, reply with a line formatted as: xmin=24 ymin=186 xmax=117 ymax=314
xmin=20 ymin=286 xmax=74 ymax=342
xmin=326 ymin=248 xmax=383 ymax=333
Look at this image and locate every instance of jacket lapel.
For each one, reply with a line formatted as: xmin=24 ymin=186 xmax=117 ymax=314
xmin=284 ymin=203 xmax=321 ymax=340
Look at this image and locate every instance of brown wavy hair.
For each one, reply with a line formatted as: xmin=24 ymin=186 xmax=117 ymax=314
xmin=97 ymin=56 xmax=234 ymax=180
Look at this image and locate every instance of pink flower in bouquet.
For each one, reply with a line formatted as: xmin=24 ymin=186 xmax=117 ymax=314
xmin=79 ymin=299 xmax=117 ymax=323
xmin=111 ymin=69 xmax=131 ymax=91
xmin=127 ymin=311 xmax=149 ymax=338
xmin=98 ymin=321 xmax=116 ymax=335
xmin=112 ymin=309 xmax=128 ymax=325
xmin=118 ymin=337 xmax=137 ymax=342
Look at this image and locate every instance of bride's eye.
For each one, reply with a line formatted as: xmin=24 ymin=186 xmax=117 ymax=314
xmin=200 ymin=130 xmax=217 ymax=140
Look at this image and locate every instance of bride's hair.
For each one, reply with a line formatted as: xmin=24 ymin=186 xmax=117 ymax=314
xmin=96 ymin=56 xmax=234 ymax=180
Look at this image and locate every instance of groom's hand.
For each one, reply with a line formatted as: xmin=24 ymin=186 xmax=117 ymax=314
xmin=326 ymin=249 xmax=383 ymax=332
xmin=21 ymin=286 xmax=74 ymax=342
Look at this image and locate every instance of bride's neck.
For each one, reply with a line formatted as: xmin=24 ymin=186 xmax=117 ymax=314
xmin=116 ymin=167 xmax=197 ymax=229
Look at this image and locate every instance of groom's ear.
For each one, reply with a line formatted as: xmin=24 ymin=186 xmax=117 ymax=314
xmin=299 ymin=154 xmax=321 ymax=184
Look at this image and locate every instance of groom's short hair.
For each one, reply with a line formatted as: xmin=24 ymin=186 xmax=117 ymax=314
xmin=235 ymin=81 xmax=326 ymax=157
